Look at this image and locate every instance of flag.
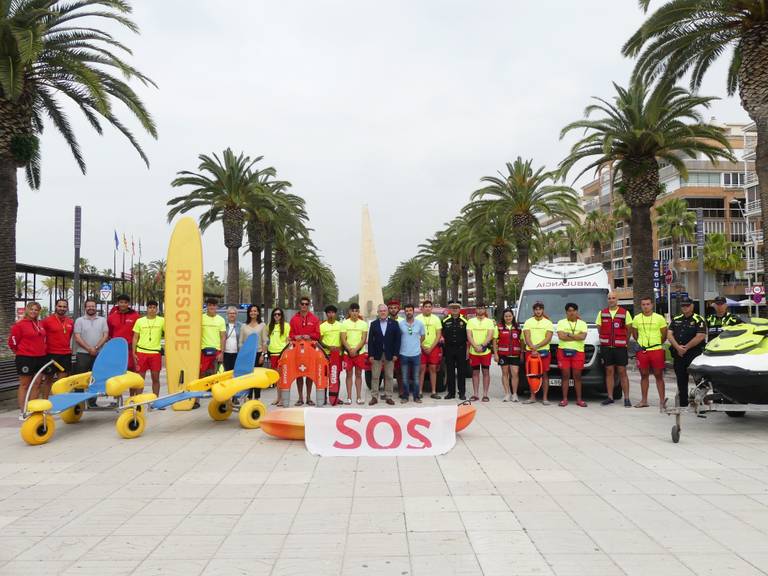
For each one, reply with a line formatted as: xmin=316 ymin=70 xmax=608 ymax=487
xmin=114 ymin=230 xmax=119 ymax=250
xmin=122 ymin=233 xmax=128 ymax=251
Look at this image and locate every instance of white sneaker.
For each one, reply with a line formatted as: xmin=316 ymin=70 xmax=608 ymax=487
xmin=511 ymin=394 xmax=519 ymax=403
xmin=344 ymin=399 xmax=352 ymax=405
xmin=503 ymin=394 xmax=510 ymax=402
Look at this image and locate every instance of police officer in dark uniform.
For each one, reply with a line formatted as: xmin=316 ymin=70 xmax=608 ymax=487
xmin=667 ymin=296 xmax=707 ymax=406
xmin=706 ymin=296 xmax=742 ymax=340
xmin=442 ymin=301 xmax=468 ymax=400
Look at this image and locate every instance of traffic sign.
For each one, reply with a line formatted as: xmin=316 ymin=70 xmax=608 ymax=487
xmin=664 ymin=269 xmax=673 ymax=285
xmin=754 ymin=293 xmax=764 ymax=304
xmin=752 ymin=285 xmax=764 ymax=295
xmin=100 ymin=282 xmax=112 ymax=303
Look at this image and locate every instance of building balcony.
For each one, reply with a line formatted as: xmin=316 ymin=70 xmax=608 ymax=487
xmin=747 ymin=258 xmax=765 ymax=274
xmin=746 ymin=198 xmax=761 ymax=216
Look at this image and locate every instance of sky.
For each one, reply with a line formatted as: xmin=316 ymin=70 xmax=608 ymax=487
xmin=16 ymin=0 xmax=749 ymax=300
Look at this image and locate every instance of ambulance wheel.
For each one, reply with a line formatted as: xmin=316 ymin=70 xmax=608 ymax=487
xmin=116 ymin=411 xmax=146 ymax=439
xmin=60 ymin=403 xmax=84 ymax=424
xmin=20 ymin=414 xmax=56 ymax=446
xmin=671 ymin=424 xmax=680 ymax=444
xmin=208 ymin=399 xmax=232 ymax=421
xmin=239 ymin=400 xmax=267 ymax=429
xmin=726 ymin=411 xmax=746 ymax=418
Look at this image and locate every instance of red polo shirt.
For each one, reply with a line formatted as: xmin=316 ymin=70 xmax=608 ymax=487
xmin=107 ymin=306 xmax=140 ymax=343
xmin=289 ymin=311 xmax=320 ymax=340
xmin=41 ymin=314 xmax=74 ymax=354
xmin=8 ymin=318 xmax=47 ymax=357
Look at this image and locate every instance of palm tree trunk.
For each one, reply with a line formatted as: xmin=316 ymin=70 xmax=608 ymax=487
xmin=739 ymin=25 xmax=768 ymax=280
xmin=277 ymin=271 xmax=286 ymax=309
xmin=461 ymin=264 xmax=469 ymax=306
xmin=629 ymin=205 xmax=653 ymax=313
xmin=449 ymin=262 xmax=459 ymax=303
xmin=312 ymin=281 xmax=322 ymax=311
xmin=494 ymin=268 xmax=505 ymax=318
xmin=250 ymin=247 xmax=262 ymax=305
xmin=473 ymin=263 xmax=484 ymax=305
xmin=517 ymin=238 xmax=531 ymax=283
xmin=438 ymin=262 xmax=448 ymax=307
xmin=226 ymin=247 xmax=239 ymax=305
xmin=263 ymin=236 xmax=274 ymax=308
xmin=0 ymin=158 xmax=17 ymax=344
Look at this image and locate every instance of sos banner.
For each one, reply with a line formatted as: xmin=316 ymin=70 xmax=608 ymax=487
xmin=305 ymin=406 xmax=458 ymax=457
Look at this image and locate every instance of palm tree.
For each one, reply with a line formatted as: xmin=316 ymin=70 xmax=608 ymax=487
xmin=468 ymin=157 xmax=581 ymax=283
xmin=534 ymin=230 xmax=569 ymax=263
xmin=559 ymin=78 xmax=733 ymax=310
xmin=463 ymin=204 xmax=517 ymax=314
xmin=0 ymin=0 xmax=156 ymax=339
xmin=656 ymin=197 xmax=696 ymax=292
xmin=386 ymin=259 xmax=434 ymax=305
xmin=579 ymin=211 xmax=616 ymax=264
xmin=262 ymin=191 xmax=308 ymax=309
xmin=455 ymin=224 xmax=490 ymax=306
xmin=203 ymin=271 xmax=224 ymax=297
xmin=418 ymin=230 xmax=451 ymax=306
xmin=623 ymin=1 xmax=768 ymax=269
xmin=167 ymin=149 xmax=267 ymax=305
xmin=702 ymin=233 xmax=745 ymax=283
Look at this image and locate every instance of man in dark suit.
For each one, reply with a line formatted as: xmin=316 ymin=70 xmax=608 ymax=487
xmin=367 ymin=304 xmax=402 ymax=405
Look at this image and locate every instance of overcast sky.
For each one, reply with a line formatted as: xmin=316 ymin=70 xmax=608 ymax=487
xmin=16 ymin=0 xmax=748 ymax=300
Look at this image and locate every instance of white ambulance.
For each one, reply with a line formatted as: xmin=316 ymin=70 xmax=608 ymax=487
xmin=516 ymin=262 xmax=612 ymax=393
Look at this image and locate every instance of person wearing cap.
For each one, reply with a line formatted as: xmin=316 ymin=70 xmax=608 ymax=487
xmin=442 ymin=301 xmax=468 ymax=400
xmin=466 ymin=303 xmax=495 ymax=401
xmin=522 ymin=302 xmax=553 ymax=405
xmin=668 ymin=297 xmax=706 ymax=406
xmin=706 ymin=296 xmax=742 ymax=340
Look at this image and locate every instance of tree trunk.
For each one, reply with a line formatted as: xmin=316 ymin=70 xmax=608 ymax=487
xmin=0 ymin=158 xmax=18 ymax=348
xmin=263 ymin=235 xmax=274 ymax=308
xmin=473 ymin=262 xmax=484 ymax=305
xmin=438 ymin=262 xmax=448 ymax=307
xmin=312 ymin=281 xmax=322 ymax=311
xmin=629 ymin=205 xmax=654 ymax=313
xmin=449 ymin=261 xmax=459 ymax=304
xmin=494 ymin=267 xmax=505 ymax=319
xmin=247 ymin=222 xmax=264 ymax=306
xmin=517 ymin=240 xmax=531 ymax=284
xmin=738 ymin=23 xmax=768 ymax=282
xmin=225 ymin=247 xmax=239 ymax=305
xmin=277 ymin=271 xmax=286 ymax=309
xmin=461 ymin=264 xmax=469 ymax=306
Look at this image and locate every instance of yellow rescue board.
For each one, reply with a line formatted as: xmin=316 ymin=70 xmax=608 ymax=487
xmin=164 ymin=217 xmax=202 ymax=411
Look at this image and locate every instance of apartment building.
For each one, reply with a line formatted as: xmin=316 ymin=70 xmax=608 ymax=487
xmin=580 ymin=121 xmax=758 ymax=305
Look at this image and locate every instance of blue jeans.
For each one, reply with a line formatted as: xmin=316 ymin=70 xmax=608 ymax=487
xmin=400 ymin=355 xmax=421 ymax=399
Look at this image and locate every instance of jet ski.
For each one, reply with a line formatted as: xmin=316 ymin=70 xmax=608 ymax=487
xmin=688 ymin=318 xmax=768 ymax=405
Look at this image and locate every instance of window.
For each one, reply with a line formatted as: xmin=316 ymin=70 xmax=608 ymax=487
xmin=723 ymin=172 xmax=746 ymax=187
xmin=683 ymin=172 xmax=721 ymax=187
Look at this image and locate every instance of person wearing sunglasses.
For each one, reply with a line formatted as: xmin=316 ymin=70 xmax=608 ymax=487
xmin=289 ymin=296 xmax=321 ymax=406
xmin=267 ymin=307 xmax=291 ymax=405
xmin=667 ymin=296 xmax=706 ymax=407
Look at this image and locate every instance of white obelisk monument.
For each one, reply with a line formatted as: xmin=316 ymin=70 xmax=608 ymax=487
xmin=359 ymin=205 xmax=384 ymax=321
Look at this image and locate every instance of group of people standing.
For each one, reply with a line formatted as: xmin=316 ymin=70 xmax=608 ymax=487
xmin=7 ymin=289 xmax=742 ymax=418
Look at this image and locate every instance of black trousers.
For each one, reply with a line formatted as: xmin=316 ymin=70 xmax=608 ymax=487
xmin=673 ymin=349 xmax=702 ymax=405
xmin=444 ymin=347 xmax=466 ymax=397
xmin=223 ymin=352 xmax=238 ymax=372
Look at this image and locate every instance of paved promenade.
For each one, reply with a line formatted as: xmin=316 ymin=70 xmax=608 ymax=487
xmin=1 ymin=371 xmax=768 ymax=576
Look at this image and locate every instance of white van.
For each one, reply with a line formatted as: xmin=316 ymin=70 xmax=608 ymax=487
xmin=516 ymin=262 xmax=611 ymax=393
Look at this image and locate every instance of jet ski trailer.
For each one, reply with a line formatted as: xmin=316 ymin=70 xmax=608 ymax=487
xmin=664 ymin=318 xmax=768 ymax=444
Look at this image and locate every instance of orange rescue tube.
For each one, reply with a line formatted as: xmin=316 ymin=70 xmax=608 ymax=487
xmin=260 ymin=404 xmax=477 ymax=441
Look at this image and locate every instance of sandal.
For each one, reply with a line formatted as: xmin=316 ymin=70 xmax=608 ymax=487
xmin=295 ymin=400 xmax=304 ymax=407
xmin=634 ymin=402 xmax=649 ymax=408
xmin=271 ymin=399 xmax=280 ymax=406
xmin=470 ymin=395 xmax=480 ymax=402
xmin=307 ymin=400 xmax=315 ymax=406
xmin=559 ymin=400 xmax=568 ymax=407
xmin=356 ymin=399 xmax=364 ymax=405
xmin=344 ymin=399 xmax=352 ymax=405
xmin=576 ymin=400 xmax=587 ymax=408
xmin=481 ymin=397 xmax=489 ymax=402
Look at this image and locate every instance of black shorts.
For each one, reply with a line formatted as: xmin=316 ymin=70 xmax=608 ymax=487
xmin=46 ymin=353 xmax=72 ymax=374
xmin=601 ymin=347 xmax=628 ymax=367
xmin=15 ymin=355 xmax=48 ymax=377
xmin=498 ymin=355 xmax=520 ymax=367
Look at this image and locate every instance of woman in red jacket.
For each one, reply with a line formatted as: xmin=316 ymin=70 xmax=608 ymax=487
xmin=8 ymin=302 xmax=47 ymax=411
xmin=493 ymin=308 xmax=522 ymax=402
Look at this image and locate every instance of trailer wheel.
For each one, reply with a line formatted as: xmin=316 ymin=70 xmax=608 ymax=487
xmin=671 ymin=425 xmax=680 ymax=443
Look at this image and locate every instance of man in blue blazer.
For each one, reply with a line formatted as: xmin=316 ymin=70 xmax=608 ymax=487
xmin=367 ymin=304 xmax=402 ymax=405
